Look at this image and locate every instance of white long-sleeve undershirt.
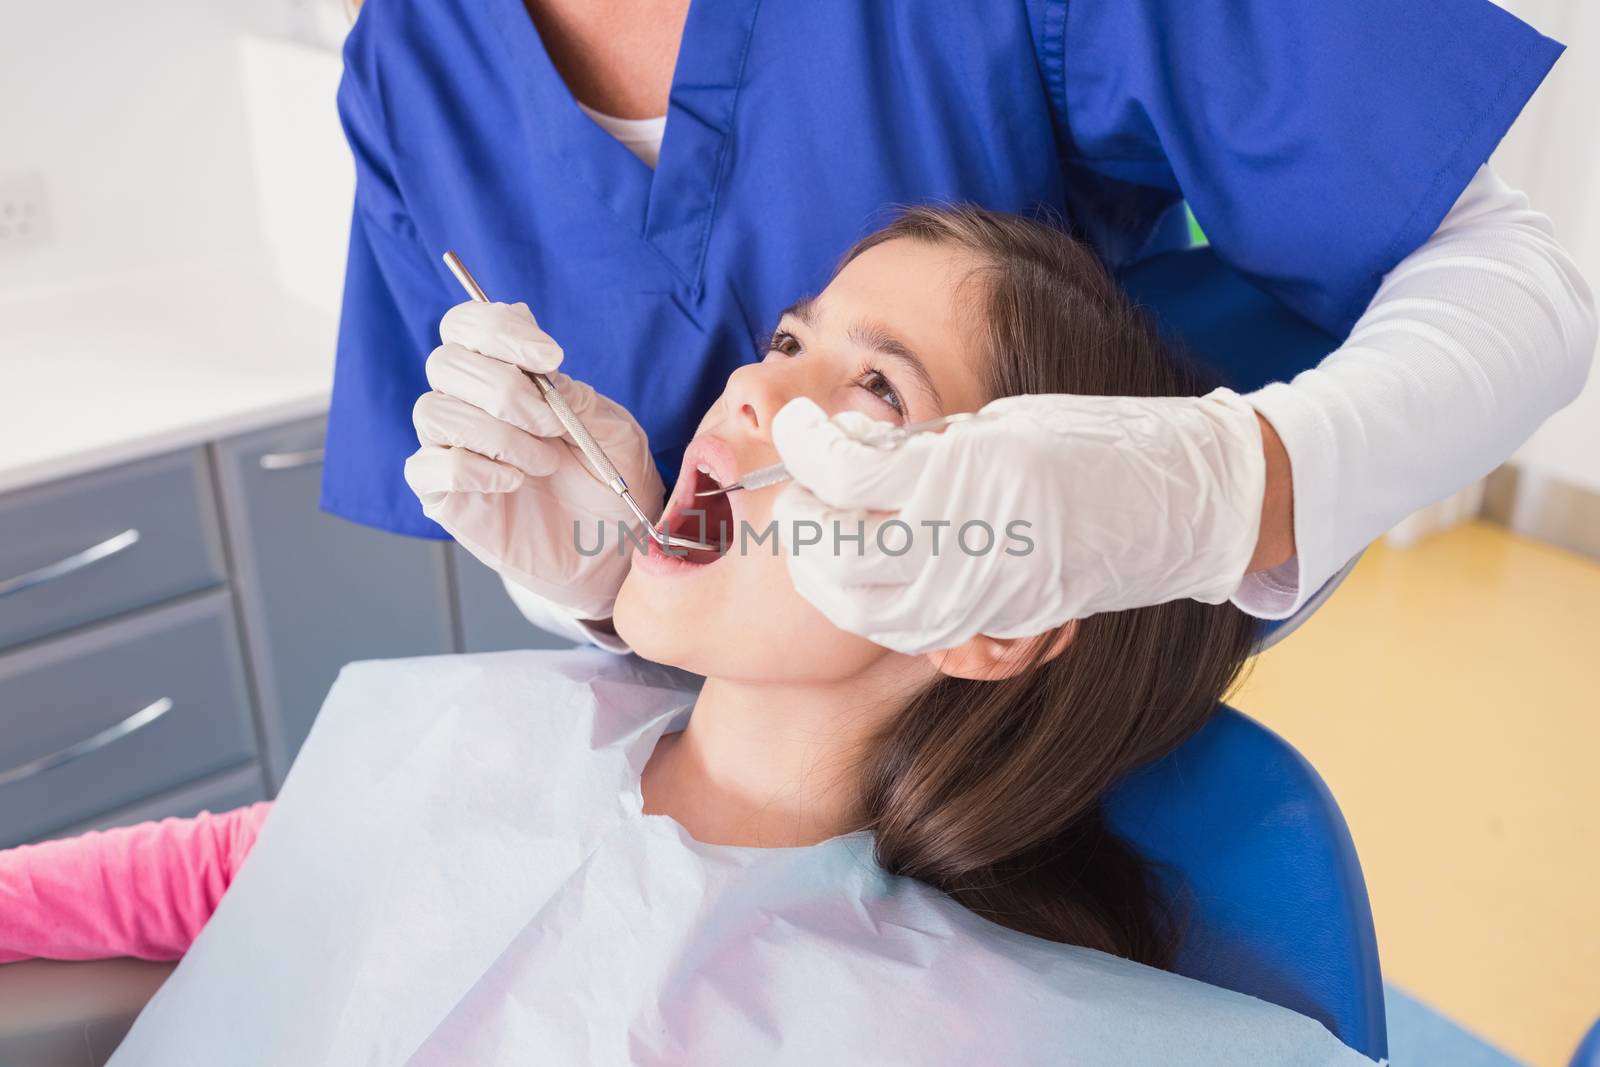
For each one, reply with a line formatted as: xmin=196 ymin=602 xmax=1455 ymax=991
xmin=1237 ymin=165 xmax=1596 ymax=618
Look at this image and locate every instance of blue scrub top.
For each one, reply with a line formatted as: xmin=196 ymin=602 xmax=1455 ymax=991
xmin=324 ymin=0 xmax=1562 ymax=538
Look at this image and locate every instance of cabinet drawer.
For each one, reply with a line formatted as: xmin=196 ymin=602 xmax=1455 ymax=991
xmin=0 ymin=449 xmax=226 ymax=652
xmin=0 ymin=591 xmax=257 ymax=847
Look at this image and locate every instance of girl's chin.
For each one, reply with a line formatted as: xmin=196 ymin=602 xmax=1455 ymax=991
xmin=611 ymin=582 xmax=712 ymax=668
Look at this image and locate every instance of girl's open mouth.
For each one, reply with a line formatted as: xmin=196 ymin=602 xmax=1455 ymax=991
xmin=655 ymin=437 xmax=739 ymax=567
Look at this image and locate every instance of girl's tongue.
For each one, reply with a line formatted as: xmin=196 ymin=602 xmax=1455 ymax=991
xmin=661 ymin=467 xmax=734 ymax=565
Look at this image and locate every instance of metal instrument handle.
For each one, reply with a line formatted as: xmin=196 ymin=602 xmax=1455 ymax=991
xmin=259 ymin=448 xmax=325 ymax=471
xmin=441 ymin=251 xmax=626 ymax=490
xmin=879 ymin=411 xmax=975 ymax=447
xmin=0 ymin=697 xmax=174 ymax=788
xmin=0 ymin=529 xmax=141 ymax=598
xmin=528 ymin=376 xmax=626 ymax=488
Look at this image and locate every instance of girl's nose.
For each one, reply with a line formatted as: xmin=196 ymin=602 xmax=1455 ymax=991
xmin=720 ymin=360 xmax=806 ymax=434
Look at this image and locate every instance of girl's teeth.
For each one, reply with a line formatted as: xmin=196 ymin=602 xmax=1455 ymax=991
xmin=695 ymin=463 xmax=714 ymax=476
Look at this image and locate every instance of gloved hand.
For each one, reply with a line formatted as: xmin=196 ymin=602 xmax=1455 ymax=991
xmin=404 ymin=301 xmax=662 ymax=621
xmin=770 ymin=390 xmax=1266 ymax=655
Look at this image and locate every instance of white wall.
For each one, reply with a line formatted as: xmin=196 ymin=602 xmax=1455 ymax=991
xmin=1491 ymin=0 xmax=1600 ymax=494
xmin=238 ymin=37 xmax=354 ymax=318
xmin=0 ymin=2 xmax=258 ymax=294
xmin=0 ymin=0 xmax=347 ymax=300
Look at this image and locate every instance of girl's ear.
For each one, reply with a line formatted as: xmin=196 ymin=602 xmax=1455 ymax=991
xmin=926 ymin=621 xmax=1079 ymax=681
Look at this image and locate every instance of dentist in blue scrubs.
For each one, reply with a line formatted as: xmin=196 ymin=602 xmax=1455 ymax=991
xmin=327 ymin=0 xmax=1595 ymax=651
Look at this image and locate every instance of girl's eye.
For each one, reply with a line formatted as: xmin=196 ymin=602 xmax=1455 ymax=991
xmin=766 ymin=329 xmax=802 ymax=358
xmin=764 ymin=327 xmax=903 ymax=416
xmin=857 ymin=368 xmax=905 ymax=416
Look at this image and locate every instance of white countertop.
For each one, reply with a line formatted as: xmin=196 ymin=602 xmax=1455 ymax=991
xmin=0 ymin=259 xmax=339 ymax=495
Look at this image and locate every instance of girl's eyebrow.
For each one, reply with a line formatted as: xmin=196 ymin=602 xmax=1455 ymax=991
xmin=846 ymin=318 xmax=943 ymax=409
xmin=774 ymin=297 xmax=943 ymax=410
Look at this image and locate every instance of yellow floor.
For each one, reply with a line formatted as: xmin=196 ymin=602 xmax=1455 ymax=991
xmin=1233 ymin=521 xmax=1600 ymax=1067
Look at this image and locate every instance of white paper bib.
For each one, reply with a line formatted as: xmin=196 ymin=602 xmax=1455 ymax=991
xmin=111 ymin=651 xmax=1370 ymax=1066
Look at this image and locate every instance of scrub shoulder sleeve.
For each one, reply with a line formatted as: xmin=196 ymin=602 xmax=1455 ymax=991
xmin=1031 ymin=0 xmax=1564 ymax=336
xmin=322 ymin=8 xmax=453 ymax=539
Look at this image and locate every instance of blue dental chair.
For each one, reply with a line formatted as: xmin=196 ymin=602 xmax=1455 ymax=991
xmin=1107 ymin=242 xmax=1386 ymax=1061
xmin=1107 ymin=709 xmax=1386 ymax=1060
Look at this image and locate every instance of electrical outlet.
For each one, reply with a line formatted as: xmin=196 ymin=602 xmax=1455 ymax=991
xmin=0 ymin=171 xmax=52 ymax=253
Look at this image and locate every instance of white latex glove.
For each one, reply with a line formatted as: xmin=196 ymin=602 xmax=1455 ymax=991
xmin=770 ymin=390 xmax=1265 ymax=655
xmin=404 ymin=301 xmax=663 ymax=621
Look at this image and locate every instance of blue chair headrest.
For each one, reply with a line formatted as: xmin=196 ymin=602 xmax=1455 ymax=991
xmin=1107 ymin=707 xmax=1387 ymax=1060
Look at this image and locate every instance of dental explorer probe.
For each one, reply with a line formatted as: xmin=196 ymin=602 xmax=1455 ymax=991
xmin=441 ymin=251 xmax=716 ymax=553
xmin=694 ymin=412 xmax=975 ymax=497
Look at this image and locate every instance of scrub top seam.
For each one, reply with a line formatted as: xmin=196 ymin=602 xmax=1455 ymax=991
xmin=684 ymin=0 xmax=764 ymax=293
xmin=352 ymin=193 xmax=448 ymax=296
xmin=1336 ymin=31 xmax=1560 ymax=334
xmin=1039 ymin=0 xmax=1069 ymax=151
xmin=553 ymin=163 xmax=699 ymax=291
xmin=1043 ymin=4 xmax=1174 ymax=174
xmin=591 ymin=161 xmax=710 ymax=287
xmin=352 ymin=195 xmax=419 ymax=246
xmin=722 ymin=272 xmax=767 ymax=362
xmin=340 ymin=56 xmax=423 ymax=248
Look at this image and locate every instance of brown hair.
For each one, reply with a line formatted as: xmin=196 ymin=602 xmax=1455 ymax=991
xmin=842 ymin=206 xmax=1258 ymax=968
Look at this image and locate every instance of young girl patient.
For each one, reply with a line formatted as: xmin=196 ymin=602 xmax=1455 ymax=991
xmin=0 ymin=209 xmax=1366 ymax=1065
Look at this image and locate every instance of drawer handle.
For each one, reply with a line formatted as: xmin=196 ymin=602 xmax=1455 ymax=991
xmin=0 ymin=528 xmax=141 ymax=598
xmin=0 ymin=697 xmax=174 ymax=788
xmin=259 ymin=448 xmax=325 ymax=471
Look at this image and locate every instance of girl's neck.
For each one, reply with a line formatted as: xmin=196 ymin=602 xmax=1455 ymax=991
xmin=641 ymin=660 xmax=932 ymax=848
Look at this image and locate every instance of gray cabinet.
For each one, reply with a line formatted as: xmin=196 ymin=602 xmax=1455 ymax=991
xmin=0 ymin=591 xmax=257 ymax=848
xmin=1 ymin=414 xmax=583 ymax=845
xmin=211 ymin=419 xmax=455 ymax=788
xmin=449 ymin=545 xmax=576 ymax=653
xmin=0 ymin=450 xmax=226 ymax=652
xmin=52 ymin=765 xmax=268 ymax=841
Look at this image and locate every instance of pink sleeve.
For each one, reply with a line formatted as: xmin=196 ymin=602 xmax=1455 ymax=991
xmin=0 ymin=802 xmax=272 ymax=963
